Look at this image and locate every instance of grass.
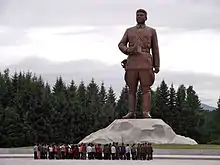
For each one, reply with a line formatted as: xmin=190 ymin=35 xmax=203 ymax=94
xmin=20 ymin=146 xmax=33 ymax=149
xmin=20 ymin=144 xmax=220 ymax=150
xmin=153 ymin=144 xmax=220 ymax=150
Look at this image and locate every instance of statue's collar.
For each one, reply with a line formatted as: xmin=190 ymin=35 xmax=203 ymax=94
xmin=136 ymin=24 xmax=146 ymax=28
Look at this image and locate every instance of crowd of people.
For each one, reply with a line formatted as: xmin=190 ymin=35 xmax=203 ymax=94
xmin=33 ymin=142 xmax=153 ymax=161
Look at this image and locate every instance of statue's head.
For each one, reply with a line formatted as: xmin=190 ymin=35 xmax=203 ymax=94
xmin=136 ymin=9 xmax=147 ymax=24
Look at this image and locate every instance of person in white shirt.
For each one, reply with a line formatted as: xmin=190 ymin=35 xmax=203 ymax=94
xmin=125 ymin=144 xmax=131 ymax=160
xmin=91 ymin=144 xmax=96 ymax=159
xmin=33 ymin=144 xmax=38 ymax=159
xmin=111 ymin=143 xmax=116 ymax=160
xmin=87 ymin=144 xmax=92 ymax=160
xmin=48 ymin=145 xmax=53 ymax=159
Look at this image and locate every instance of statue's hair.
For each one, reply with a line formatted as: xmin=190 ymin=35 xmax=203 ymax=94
xmin=136 ymin=9 xmax=147 ymax=15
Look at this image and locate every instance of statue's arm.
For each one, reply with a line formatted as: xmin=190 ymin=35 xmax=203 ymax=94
xmin=151 ymin=29 xmax=160 ymax=68
xmin=118 ymin=29 xmax=130 ymax=55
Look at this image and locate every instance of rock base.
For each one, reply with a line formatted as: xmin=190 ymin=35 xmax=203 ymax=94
xmin=79 ymin=119 xmax=197 ymax=145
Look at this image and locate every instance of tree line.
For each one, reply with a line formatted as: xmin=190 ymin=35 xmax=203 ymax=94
xmin=0 ymin=69 xmax=220 ymax=147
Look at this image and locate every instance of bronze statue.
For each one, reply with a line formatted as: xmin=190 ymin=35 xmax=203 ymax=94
xmin=118 ymin=9 xmax=160 ymax=119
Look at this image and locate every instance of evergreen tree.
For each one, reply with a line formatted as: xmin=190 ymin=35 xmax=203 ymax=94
xmin=76 ymin=81 xmax=87 ymax=107
xmin=0 ymin=102 xmax=4 ymax=146
xmin=185 ymin=86 xmax=202 ymax=140
xmin=105 ymin=86 xmax=116 ymax=123
xmin=208 ymin=97 xmax=220 ymax=143
xmin=175 ymin=84 xmax=187 ymax=135
xmin=115 ymin=85 xmax=129 ymax=119
xmin=72 ymin=81 xmax=88 ymax=143
xmin=99 ymin=82 xmax=107 ymax=106
xmin=168 ymin=83 xmax=177 ymax=130
xmin=67 ymin=80 xmax=77 ymax=100
xmin=1 ymin=106 xmax=24 ymax=147
xmin=50 ymin=76 xmax=70 ymax=143
xmin=0 ymin=68 xmax=219 ymax=146
xmin=96 ymin=82 xmax=108 ymax=128
xmin=87 ymin=79 xmax=101 ymax=133
xmin=153 ymin=80 xmax=169 ymax=122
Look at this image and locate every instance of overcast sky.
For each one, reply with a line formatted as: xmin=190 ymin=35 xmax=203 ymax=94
xmin=0 ymin=0 xmax=220 ymax=105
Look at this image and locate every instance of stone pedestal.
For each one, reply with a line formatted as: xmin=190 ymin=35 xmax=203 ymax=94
xmin=79 ymin=119 xmax=197 ymax=145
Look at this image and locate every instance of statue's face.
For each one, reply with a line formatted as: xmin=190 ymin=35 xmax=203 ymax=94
xmin=136 ymin=12 xmax=147 ymax=24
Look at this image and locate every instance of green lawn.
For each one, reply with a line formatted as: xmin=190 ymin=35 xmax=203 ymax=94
xmin=21 ymin=144 xmax=220 ymax=150
xmin=153 ymin=144 xmax=220 ymax=150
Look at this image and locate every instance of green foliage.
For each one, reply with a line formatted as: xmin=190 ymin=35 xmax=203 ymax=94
xmin=0 ymin=69 xmax=219 ymax=147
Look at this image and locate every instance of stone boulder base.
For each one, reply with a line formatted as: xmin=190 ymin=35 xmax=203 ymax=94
xmin=79 ymin=119 xmax=197 ymax=145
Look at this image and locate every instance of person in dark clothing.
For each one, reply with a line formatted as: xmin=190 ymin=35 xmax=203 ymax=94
xmin=119 ymin=143 xmax=126 ymax=160
xmin=140 ymin=144 xmax=146 ymax=160
xmin=74 ymin=145 xmax=80 ymax=159
xmin=43 ymin=144 xmax=48 ymax=159
xmin=82 ymin=144 xmax=87 ymax=160
xmin=136 ymin=143 xmax=141 ymax=160
xmin=96 ymin=144 xmax=102 ymax=160
xmin=38 ymin=144 xmax=44 ymax=159
xmin=147 ymin=143 xmax=153 ymax=160
xmin=56 ymin=144 xmax=60 ymax=159
xmin=131 ymin=144 xmax=137 ymax=160
xmin=103 ymin=144 xmax=108 ymax=160
xmin=115 ymin=143 xmax=120 ymax=160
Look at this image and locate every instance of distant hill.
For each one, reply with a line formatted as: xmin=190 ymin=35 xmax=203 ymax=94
xmin=0 ymin=56 xmax=220 ymax=108
xmin=201 ymin=103 xmax=217 ymax=111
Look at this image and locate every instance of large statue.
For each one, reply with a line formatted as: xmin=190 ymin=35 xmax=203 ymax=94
xmin=118 ymin=9 xmax=160 ymax=119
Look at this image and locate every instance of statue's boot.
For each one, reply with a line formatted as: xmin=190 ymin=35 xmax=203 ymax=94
xmin=123 ymin=94 xmax=136 ymax=119
xmin=142 ymin=88 xmax=151 ymax=118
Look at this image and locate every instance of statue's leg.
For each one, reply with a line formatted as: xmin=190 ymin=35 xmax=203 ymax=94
xmin=123 ymin=69 xmax=138 ymax=119
xmin=139 ymin=69 xmax=155 ymax=118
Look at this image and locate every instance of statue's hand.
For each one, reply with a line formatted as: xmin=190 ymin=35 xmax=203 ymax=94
xmin=126 ymin=42 xmax=140 ymax=55
xmin=153 ymin=67 xmax=160 ymax=74
xmin=126 ymin=46 xmax=136 ymax=55
xmin=121 ymin=59 xmax=127 ymax=68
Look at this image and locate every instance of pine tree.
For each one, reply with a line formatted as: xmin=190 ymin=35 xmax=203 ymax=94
xmin=175 ymin=84 xmax=187 ymax=135
xmin=206 ymin=97 xmax=220 ymax=143
xmin=99 ymin=82 xmax=107 ymax=106
xmin=0 ymin=68 xmax=217 ymax=146
xmin=50 ymin=76 xmax=70 ymax=143
xmin=184 ymin=86 xmax=202 ymax=140
xmin=76 ymin=81 xmax=87 ymax=107
xmin=67 ymin=80 xmax=77 ymax=100
xmin=72 ymin=81 xmax=88 ymax=143
xmin=115 ymin=85 xmax=129 ymax=119
xmin=86 ymin=78 xmax=99 ymax=103
xmin=85 ymin=79 xmax=100 ymax=134
xmin=0 ymin=102 xmax=4 ymax=147
xmin=53 ymin=76 xmax=66 ymax=94
xmin=168 ymin=83 xmax=177 ymax=130
xmin=153 ymin=80 xmax=169 ymax=122
xmin=1 ymin=106 xmax=24 ymax=147
xmin=217 ymin=97 xmax=220 ymax=111
xmin=105 ymin=86 xmax=116 ymax=123
xmin=106 ymin=86 xmax=116 ymax=106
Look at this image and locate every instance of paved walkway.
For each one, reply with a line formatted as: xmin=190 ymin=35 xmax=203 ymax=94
xmin=0 ymin=159 xmax=220 ymax=165
xmin=1 ymin=154 xmax=220 ymax=160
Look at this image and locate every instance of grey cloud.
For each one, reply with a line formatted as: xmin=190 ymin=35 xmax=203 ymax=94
xmin=1 ymin=56 xmax=219 ymax=107
xmin=0 ymin=28 xmax=30 ymax=46
xmin=54 ymin=29 xmax=101 ymax=36
xmin=0 ymin=0 xmax=219 ymax=30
